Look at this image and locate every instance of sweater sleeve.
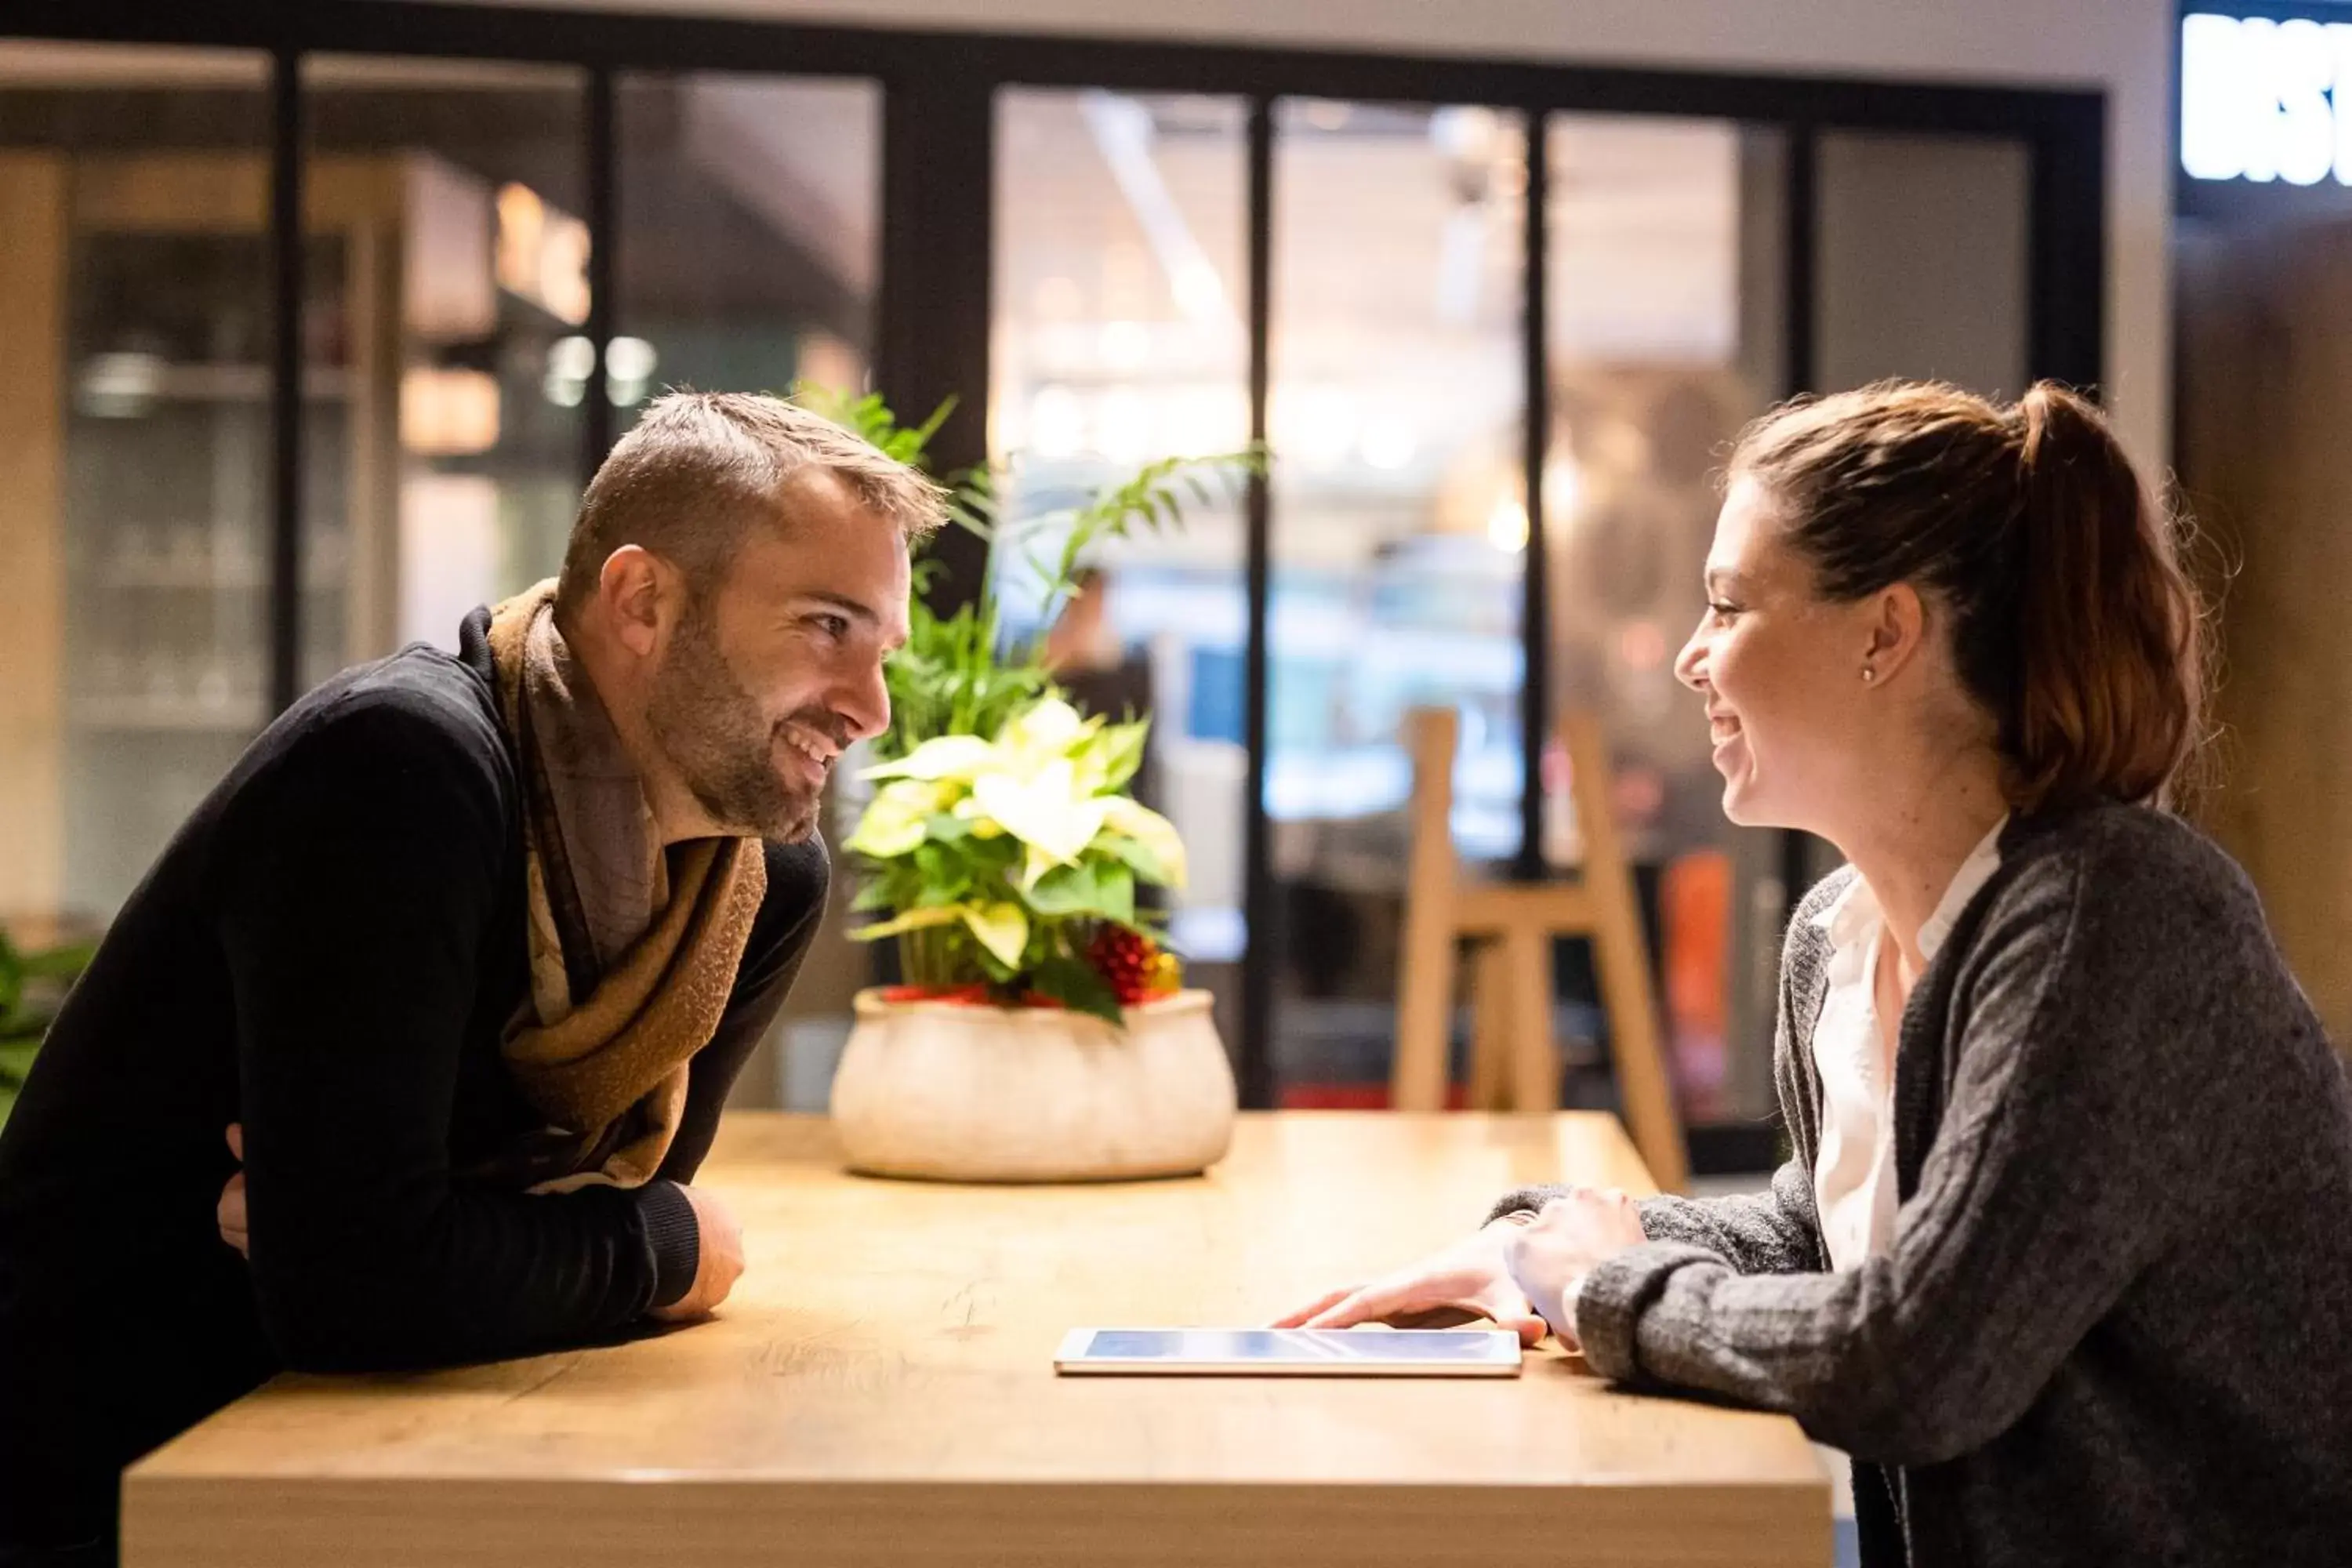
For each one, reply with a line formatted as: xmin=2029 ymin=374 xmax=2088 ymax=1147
xmin=1570 ymin=844 xmax=2217 ymax=1466
xmin=216 ymin=694 xmax=691 ymax=1373
xmin=1634 ymin=1160 xmax=1821 ymax=1272
xmin=1483 ymin=1163 xmax=1819 ymax=1276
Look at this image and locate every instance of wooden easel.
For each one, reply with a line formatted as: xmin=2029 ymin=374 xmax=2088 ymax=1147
xmin=1391 ymin=706 xmax=1690 ymax=1192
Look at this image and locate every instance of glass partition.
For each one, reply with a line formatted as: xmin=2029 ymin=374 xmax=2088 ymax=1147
xmin=300 ymin=56 xmax=589 ymax=672
xmin=990 ymin=88 xmax=1251 ymax=1043
xmin=1266 ymin=100 xmax=1528 ymax=1103
xmin=0 ymin=41 xmax=271 ymax=924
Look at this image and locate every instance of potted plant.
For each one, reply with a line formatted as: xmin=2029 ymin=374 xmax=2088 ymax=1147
xmin=0 ymin=925 xmax=99 ymax=1130
xmin=816 ymin=391 xmax=1258 ymax=1181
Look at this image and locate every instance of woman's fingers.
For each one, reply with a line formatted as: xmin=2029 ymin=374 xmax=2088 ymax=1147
xmin=1306 ymin=1283 xmax=1547 ymax=1343
xmin=1280 ymin=1278 xmax=1548 ymax=1344
xmin=1301 ymin=1277 xmax=1425 ymax=1330
xmin=1269 ymin=1287 xmax=1356 ymax=1329
xmin=1299 ymin=1291 xmax=1384 ymax=1330
xmin=1467 ymin=1282 xmax=1551 ymax=1346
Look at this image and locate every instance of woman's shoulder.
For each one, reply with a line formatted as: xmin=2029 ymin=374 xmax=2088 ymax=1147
xmin=1999 ymin=801 xmax=2258 ymax=916
xmin=1968 ymin=802 xmax=2286 ymax=1000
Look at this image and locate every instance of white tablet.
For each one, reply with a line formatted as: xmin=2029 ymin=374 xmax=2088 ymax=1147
xmin=1053 ymin=1327 xmax=1523 ymax=1377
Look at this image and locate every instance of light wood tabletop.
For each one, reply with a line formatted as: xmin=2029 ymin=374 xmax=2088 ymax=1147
xmin=122 ymin=1112 xmax=1829 ymax=1567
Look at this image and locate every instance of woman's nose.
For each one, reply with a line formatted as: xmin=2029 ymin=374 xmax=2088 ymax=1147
xmin=1673 ymin=626 xmax=1708 ymax=692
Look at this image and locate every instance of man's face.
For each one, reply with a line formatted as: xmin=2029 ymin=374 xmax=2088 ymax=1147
xmin=644 ymin=472 xmax=910 ymax=840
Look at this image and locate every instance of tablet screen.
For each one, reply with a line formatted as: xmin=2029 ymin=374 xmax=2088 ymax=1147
xmin=1087 ymin=1329 xmax=1499 ymax=1361
xmin=1058 ymin=1327 xmax=1521 ymax=1374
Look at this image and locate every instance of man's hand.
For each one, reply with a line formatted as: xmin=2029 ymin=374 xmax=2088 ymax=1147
xmin=648 ymin=1183 xmax=745 ymax=1323
xmin=1269 ymin=1215 xmax=1550 ymax=1346
xmin=218 ymin=1123 xmax=249 ymax=1258
xmin=1502 ymin=1187 xmax=1647 ymax=1347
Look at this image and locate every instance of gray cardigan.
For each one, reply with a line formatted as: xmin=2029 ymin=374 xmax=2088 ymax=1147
xmin=1495 ymin=803 xmax=2352 ymax=1566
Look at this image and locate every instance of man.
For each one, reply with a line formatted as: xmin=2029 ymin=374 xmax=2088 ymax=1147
xmin=0 ymin=393 xmax=939 ymax=1563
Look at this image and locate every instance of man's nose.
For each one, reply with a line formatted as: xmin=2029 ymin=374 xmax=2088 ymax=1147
xmin=837 ymin=657 xmax=891 ymax=743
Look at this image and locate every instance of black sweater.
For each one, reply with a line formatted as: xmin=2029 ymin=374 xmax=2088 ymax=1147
xmin=0 ymin=608 xmax=827 ymax=1552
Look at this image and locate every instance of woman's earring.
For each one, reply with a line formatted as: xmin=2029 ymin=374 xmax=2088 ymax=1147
xmin=1861 ymin=666 xmax=1877 ymax=684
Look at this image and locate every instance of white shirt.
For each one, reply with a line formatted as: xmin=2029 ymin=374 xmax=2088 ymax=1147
xmin=1808 ymin=818 xmax=2007 ymax=1271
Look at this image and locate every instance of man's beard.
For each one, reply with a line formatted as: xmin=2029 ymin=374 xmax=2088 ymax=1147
xmin=646 ymin=599 xmax=836 ymax=841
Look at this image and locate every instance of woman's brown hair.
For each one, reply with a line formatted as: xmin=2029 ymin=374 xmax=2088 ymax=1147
xmin=1730 ymin=379 xmax=2209 ymax=812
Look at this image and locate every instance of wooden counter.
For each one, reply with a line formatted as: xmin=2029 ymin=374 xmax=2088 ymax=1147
xmin=122 ymin=1112 xmax=1828 ymax=1566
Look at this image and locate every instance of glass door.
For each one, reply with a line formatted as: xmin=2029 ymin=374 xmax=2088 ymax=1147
xmin=299 ymin=56 xmax=589 ymax=671
xmin=990 ymin=86 xmax=1252 ymax=1045
xmin=1537 ymin=114 xmax=1788 ymax=1129
xmin=0 ymin=41 xmax=272 ymax=924
xmin=1265 ymin=99 xmax=1530 ymax=1105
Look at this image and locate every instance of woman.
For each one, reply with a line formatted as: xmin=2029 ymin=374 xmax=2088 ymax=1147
xmin=1278 ymin=381 xmax=2352 ymax=1564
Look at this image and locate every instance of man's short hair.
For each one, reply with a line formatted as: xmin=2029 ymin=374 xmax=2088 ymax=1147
xmin=555 ymin=390 xmax=946 ymax=612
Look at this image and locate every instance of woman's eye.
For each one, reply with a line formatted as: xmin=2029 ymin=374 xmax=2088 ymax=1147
xmin=1708 ymin=601 xmax=1741 ymax=624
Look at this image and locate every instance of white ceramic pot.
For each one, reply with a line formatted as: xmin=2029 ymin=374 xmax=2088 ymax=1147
xmin=829 ymin=987 xmax=1236 ymax=1182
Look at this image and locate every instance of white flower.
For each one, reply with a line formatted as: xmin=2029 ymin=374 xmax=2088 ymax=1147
xmin=844 ymin=779 xmax=953 ymax=859
xmin=848 ymin=904 xmax=961 ymax=941
xmin=861 ymin=733 xmax=998 ymax=785
xmin=957 ymin=902 xmax=1029 ymax=968
xmin=1007 ymin=697 xmax=1089 ymax=756
xmin=971 ymin=758 xmax=1109 ymax=872
xmin=848 ymin=900 xmax=1027 ymax=970
xmin=1102 ymin=796 xmax=1186 ymax=889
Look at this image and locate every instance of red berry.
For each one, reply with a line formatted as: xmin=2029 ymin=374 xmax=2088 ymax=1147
xmin=1086 ymin=926 xmax=1159 ymax=1005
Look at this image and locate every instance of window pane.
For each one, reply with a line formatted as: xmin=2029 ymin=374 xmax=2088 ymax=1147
xmin=617 ymin=73 xmax=880 ymax=416
xmin=301 ymin=56 xmax=588 ymax=678
xmin=0 ymin=41 xmax=270 ymax=924
xmin=1269 ymin=100 xmax=1526 ymax=1105
xmin=617 ymin=70 xmax=884 ymax=1110
xmin=989 ymin=89 xmax=1252 ymax=1043
xmin=1542 ymin=115 xmax=1784 ymax=1126
xmin=1815 ymin=129 xmax=2029 ymax=397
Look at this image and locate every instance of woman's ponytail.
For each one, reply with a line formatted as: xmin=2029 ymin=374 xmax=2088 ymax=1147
xmin=2010 ymin=383 xmax=2205 ymax=811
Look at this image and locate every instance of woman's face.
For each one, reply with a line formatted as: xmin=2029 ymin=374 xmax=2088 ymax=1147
xmin=1674 ymin=476 xmax=1881 ymax=833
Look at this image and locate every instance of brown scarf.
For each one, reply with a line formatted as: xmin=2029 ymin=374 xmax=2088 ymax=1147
xmin=480 ymin=579 xmax=768 ymax=1193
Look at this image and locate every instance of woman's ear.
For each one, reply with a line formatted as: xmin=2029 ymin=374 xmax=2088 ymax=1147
xmin=1864 ymin=582 xmax=1927 ymax=677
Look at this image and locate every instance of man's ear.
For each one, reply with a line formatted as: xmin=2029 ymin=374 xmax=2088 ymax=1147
xmin=597 ymin=546 xmax=667 ymax=659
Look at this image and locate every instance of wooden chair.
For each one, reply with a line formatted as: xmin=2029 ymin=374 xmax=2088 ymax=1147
xmin=1391 ymin=706 xmax=1690 ymax=1192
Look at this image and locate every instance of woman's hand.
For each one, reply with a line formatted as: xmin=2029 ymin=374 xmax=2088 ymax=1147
xmin=1503 ymin=1188 xmax=1648 ymax=1348
xmin=1270 ymin=1217 xmax=1551 ymax=1345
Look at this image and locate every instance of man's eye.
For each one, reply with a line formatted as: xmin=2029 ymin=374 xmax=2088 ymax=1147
xmin=814 ymin=614 xmax=851 ymax=640
xmin=1708 ymin=601 xmax=1741 ymax=623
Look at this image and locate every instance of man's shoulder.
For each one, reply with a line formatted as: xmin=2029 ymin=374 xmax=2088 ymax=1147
xmin=234 ymin=642 xmax=516 ymax=823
